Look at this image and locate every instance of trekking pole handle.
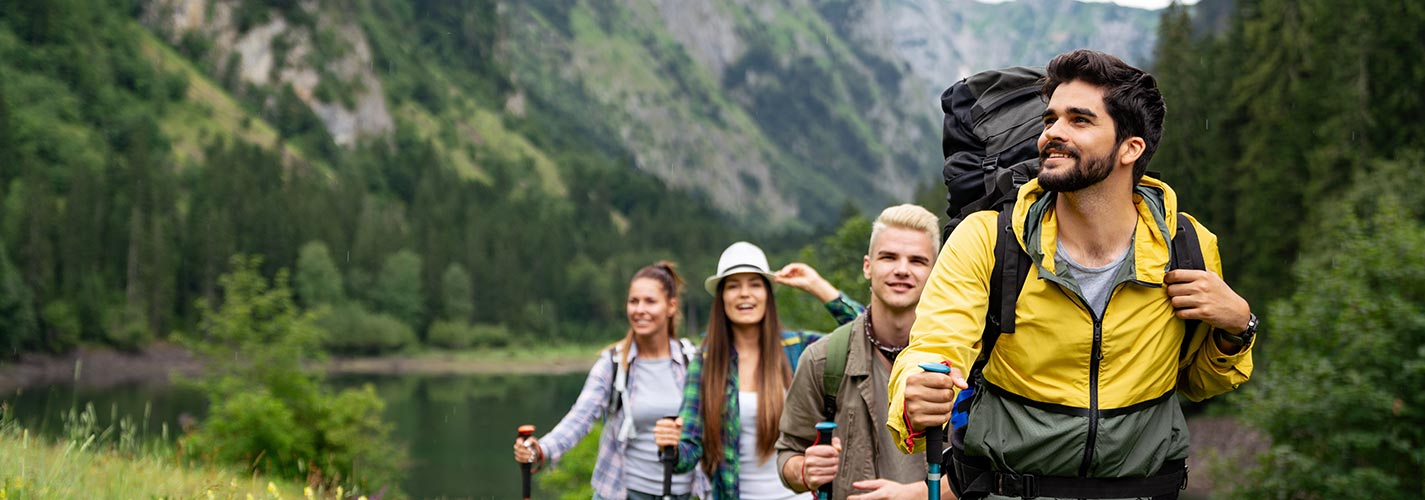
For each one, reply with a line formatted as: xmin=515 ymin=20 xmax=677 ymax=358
xmin=918 ymin=363 xmax=950 ymax=500
xmin=660 ymin=416 xmax=678 ymax=500
xmin=517 ymin=424 xmax=536 ymax=500
xmin=814 ymin=421 xmax=838 ymax=500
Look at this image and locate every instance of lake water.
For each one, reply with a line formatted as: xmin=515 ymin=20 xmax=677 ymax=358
xmin=3 ymin=372 xmax=590 ymax=499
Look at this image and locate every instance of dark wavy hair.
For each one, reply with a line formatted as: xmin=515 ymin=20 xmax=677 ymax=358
xmin=1041 ymin=49 xmax=1167 ymax=182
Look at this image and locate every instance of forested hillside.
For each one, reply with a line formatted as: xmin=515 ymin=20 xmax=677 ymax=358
xmin=1152 ymin=1 xmax=1425 ymax=495
xmin=0 ymin=0 xmax=738 ymax=357
xmin=0 ymin=0 xmax=1164 ymax=358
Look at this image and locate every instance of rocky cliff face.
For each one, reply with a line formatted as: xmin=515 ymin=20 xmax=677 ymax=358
xmin=502 ymin=0 xmax=1159 ymax=224
xmin=138 ymin=0 xmax=1161 ymax=227
xmin=143 ymin=0 xmax=393 ymax=147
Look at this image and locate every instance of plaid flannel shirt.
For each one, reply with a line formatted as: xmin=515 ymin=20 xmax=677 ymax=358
xmin=670 ymin=293 xmax=863 ymax=499
xmin=538 ymin=338 xmax=707 ymax=500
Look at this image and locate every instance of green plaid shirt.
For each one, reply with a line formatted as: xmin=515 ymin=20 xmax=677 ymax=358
xmin=671 ymin=294 xmax=863 ymax=499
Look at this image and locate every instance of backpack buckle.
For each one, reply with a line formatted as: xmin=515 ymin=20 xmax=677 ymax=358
xmin=997 ymin=472 xmax=1037 ymax=498
xmin=982 ymin=153 xmax=1000 ymax=171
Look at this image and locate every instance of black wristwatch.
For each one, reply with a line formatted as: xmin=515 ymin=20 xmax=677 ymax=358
xmin=1217 ymin=313 xmax=1258 ymax=347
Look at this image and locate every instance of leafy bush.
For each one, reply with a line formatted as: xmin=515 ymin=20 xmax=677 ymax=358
xmin=179 ymin=256 xmax=404 ymax=494
xmin=39 ymin=300 xmax=80 ymax=354
xmin=104 ymin=307 xmax=153 ymax=352
xmin=426 ymin=320 xmax=475 ymax=349
xmin=1230 ymin=153 xmax=1425 ymax=498
xmin=426 ymin=320 xmax=513 ymax=349
xmin=536 ymin=423 xmax=600 ymax=500
xmin=318 ymin=303 xmax=417 ymax=355
xmin=372 ymin=250 xmax=424 ymax=330
xmin=469 ymin=323 xmax=512 ymax=348
xmin=295 ymin=240 xmax=345 ymax=307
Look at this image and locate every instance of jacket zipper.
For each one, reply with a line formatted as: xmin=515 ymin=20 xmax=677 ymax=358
xmin=1080 ymin=315 xmax=1103 ymax=477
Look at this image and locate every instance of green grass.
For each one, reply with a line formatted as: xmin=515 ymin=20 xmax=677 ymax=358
xmin=0 ymin=406 xmax=341 ymax=500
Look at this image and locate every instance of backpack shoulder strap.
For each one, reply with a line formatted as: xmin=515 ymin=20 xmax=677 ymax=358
xmin=1172 ymin=213 xmax=1207 ymax=363
xmin=821 ymin=323 xmax=854 ymax=418
xmin=601 ymin=346 xmax=624 ymax=422
xmin=979 ymin=201 xmax=1031 ymax=380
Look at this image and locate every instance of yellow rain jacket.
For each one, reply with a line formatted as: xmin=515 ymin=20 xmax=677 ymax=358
xmin=887 ymin=176 xmax=1252 ymax=478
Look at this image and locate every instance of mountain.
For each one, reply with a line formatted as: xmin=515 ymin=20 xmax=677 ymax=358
xmin=496 ymin=0 xmax=1163 ymax=226
xmin=142 ymin=0 xmax=1161 ymax=228
xmin=0 ymin=0 xmax=1167 ymax=355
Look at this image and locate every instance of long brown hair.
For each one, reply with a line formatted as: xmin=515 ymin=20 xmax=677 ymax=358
xmin=609 ymin=261 xmax=685 ymax=371
xmin=698 ymin=275 xmax=791 ymax=475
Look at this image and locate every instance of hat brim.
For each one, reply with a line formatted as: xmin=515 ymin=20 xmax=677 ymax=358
xmin=704 ymin=270 xmax=778 ymax=296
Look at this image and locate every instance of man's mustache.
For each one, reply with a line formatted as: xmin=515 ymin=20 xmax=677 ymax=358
xmin=1040 ymin=140 xmax=1080 ymax=161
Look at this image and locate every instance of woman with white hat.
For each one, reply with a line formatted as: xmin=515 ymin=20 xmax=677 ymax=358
xmin=653 ymin=242 xmax=864 ymax=500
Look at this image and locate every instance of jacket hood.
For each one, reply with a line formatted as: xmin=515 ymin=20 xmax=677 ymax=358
xmin=1011 ymin=176 xmax=1180 ymax=286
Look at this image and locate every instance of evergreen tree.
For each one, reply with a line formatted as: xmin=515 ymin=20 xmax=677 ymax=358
xmin=0 ymin=235 xmax=38 ymax=356
xmin=372 ymin=249 xmax=424 ymax=330
xmin=295 ymin=240 xmax=345 ymax=307
xmin=1233 ymin=152 xmax=1425 ymax=498
xmin=440 ymin=262 xmax=473 ymax=322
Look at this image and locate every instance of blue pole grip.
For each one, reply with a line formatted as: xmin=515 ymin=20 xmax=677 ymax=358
xmin=917 ymin=363 xmax=949 ymax=500
xmin=814 ymin=421 xmax=837 ymax=499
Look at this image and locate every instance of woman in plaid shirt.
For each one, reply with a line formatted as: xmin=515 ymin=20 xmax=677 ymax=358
xmin=654 ymin=242 xmax=863 ymax=500
xmin=514 ymin=261 xmax=706 ymax=500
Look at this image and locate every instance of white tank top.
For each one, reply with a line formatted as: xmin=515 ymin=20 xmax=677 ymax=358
xmin=738 ymin=391 xmax=798 ymax=500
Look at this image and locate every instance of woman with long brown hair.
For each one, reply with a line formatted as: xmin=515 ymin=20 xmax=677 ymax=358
xmin=654 ymin=242 xmax=863 ymax=499
xmin=513 ymin=261 xmax=705 ymax=500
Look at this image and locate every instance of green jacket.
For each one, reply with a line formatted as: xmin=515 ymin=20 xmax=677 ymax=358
xmin=776 ymin=313 xmax=926 ymax=498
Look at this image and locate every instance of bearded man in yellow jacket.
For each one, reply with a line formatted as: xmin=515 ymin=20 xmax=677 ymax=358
xmin=887 ymin=49 xmax=1256 ymax=500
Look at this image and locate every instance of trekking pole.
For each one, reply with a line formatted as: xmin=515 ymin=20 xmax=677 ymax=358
xmin=517 ymin=424 xmax=536 ymax=500
xmin=918 ymin=363 xmax=950 ymax=500
xmin=814 ymin=421 xmax=838 ymax=500
xmin=660 ymin=415 xmax=678 ymax=500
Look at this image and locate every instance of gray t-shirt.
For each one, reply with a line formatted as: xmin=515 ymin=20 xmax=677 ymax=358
xmin=625 ymin=358 xmax=693 ymax=495
xmin=1057 ymin=239 xmax=1132 ymax=318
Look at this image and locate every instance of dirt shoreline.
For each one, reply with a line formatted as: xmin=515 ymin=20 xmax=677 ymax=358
xmin=0 ymin=343 xmax=597 ymax=394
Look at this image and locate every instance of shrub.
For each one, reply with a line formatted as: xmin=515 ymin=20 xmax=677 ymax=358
xmin=40 ymin=300 xmax=81 ymax=354
xmin=426 ymin=320 xmax=475 ymax=349
xmin=104 ymin=306 xmax=153 ymax=352
xmin=179 ymin=255 xmax=404 ymax=494
xmin=1230 ymin=153 xmax=1425 ymax=498
xmin=318 ymin=303 xmax=417 ymax=355
xmin=536 ymin=423 xmax=599 ymax=500
xmin=469 ymin=323 xmax=512 ymax=348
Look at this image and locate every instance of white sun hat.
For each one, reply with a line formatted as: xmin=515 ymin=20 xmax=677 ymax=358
xmin=704 ymin=241 xmax=777 ymax=295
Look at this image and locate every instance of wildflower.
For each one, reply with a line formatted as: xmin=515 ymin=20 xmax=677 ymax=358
xmin=304 ymin=486 xmax=314 ymax=499
xmin=336 ymin=486 xmax=343 ymax=499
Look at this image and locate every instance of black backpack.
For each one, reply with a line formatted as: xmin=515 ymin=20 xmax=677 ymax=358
xmin=940 ymin=66 xmax=1048 ymax=246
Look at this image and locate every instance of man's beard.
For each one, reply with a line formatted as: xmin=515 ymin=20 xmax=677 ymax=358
xmin=1038 ymin=140 xmax=1116 ymax=192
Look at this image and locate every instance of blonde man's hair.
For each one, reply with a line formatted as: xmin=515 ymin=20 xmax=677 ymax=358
xmin=869 ymin=204 xmax=941 ymax=255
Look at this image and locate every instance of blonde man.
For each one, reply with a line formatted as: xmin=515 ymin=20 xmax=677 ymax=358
xmin=774 ymin=204 xmax=956 ymax=499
